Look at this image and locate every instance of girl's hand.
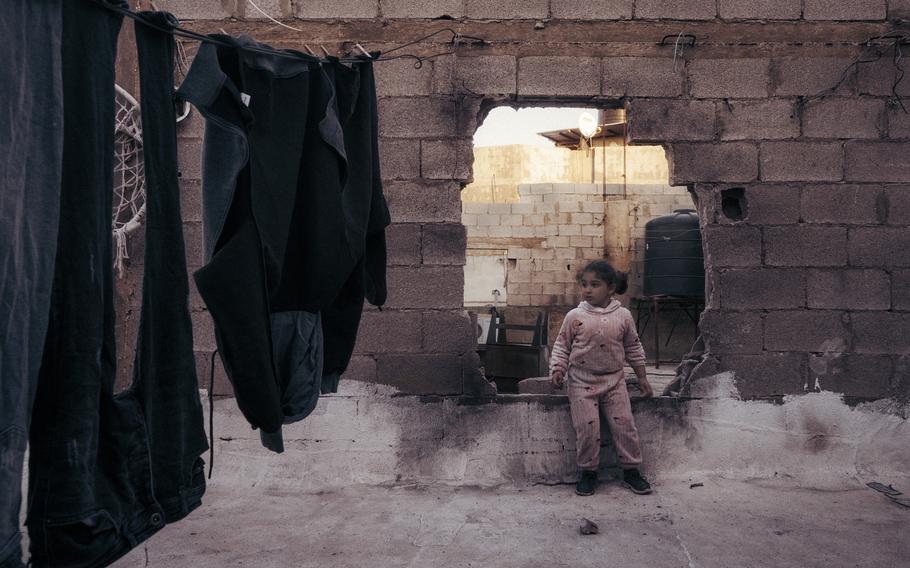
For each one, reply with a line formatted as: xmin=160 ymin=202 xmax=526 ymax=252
xmin=638 ymin=377 xmax=654 ymax=398
xmin=550 ymin=370 xmax=565 ymax=389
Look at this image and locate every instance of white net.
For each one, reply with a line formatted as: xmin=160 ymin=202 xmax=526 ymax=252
xmin=113 ymin=83 xmax=146 ymax=277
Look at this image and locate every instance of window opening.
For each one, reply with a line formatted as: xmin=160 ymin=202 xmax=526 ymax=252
xmin=462 ymin=106 xmax=703 ymax=396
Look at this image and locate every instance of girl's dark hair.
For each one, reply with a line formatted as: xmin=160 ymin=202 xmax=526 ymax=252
xmin=578 ymin=260 xmax=629 ymax=295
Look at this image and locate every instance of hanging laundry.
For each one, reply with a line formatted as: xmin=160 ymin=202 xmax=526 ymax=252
xmin=24 ymin=5 xmax=208 ymax=567
xmin=177 ymin=36 xmax=389 ymax=453
xmin=0 ymin=2 xmax=64 ymax=566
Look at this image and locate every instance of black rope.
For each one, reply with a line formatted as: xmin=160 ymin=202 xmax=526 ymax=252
xmin=208 ymin=349 xmax=217 ymax=479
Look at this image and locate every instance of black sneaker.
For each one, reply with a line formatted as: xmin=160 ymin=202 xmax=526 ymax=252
xmin=575 ymin=470 xmax=597 ymax=496
xmin=623 ymin=469 xmax=653 ymax=495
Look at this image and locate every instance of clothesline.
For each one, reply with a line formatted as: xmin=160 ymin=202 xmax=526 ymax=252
xmin=89 ymin=0 xmax=486 ymax=67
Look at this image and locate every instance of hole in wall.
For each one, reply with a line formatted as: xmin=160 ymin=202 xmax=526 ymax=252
xmin=721 ymin=187 xmax=747 ymax=221
xmin=461 ymin=104 xmax=704 ymax=396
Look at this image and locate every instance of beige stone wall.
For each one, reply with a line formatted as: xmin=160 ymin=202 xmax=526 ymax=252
xmin=462 ymin=141 xmax=672 ymax=203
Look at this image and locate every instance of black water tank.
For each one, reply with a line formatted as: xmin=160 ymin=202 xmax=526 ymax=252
xmin=643 ymin=209 xmax=704 ymax=298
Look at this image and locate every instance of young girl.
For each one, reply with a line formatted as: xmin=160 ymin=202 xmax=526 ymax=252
xmin=550 ymin=260 xmax=653 ymax=496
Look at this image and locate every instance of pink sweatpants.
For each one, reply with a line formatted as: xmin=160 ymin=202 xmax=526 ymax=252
xmin=567 ymin=367 xmax=643 ymax=470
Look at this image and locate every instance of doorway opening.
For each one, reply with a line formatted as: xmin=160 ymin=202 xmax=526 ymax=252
xmin=462 ymin=105 xmax=704 ymax=395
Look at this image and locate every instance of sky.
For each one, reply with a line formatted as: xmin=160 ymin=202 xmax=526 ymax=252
xmin=472 ymin=106 xmax=598 ymax=148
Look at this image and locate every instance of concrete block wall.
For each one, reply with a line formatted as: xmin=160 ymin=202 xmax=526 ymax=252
xmin=464 ymin=183 xmax=607 ymax=307
xmin=147 ymin=1 xmax=910 ymax=401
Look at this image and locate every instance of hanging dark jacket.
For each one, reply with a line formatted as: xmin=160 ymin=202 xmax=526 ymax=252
xmin=177 ymin=36 xmax=389 ymax=452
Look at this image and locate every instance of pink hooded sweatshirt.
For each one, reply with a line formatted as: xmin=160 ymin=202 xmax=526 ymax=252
xmin=549 ymin=300 xmax=646 ymax=375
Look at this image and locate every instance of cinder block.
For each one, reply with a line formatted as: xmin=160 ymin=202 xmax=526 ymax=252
xmin=603 ymin=58 xmax=684 ymax=97
xmin=719 ymin=352 xmax=807 ymax=397
xmin=848 ymin=227 xmax=910 ymax=267
xmin=488 ymin=203 xmax=513 ymax=214
xmin=763 ymin=310 xmax=848 ymax=352
xmin=634 ymin=0 xmax=716 ymax=19
xmin=669 ymin=143 xmax=758 ymax=184
xmin=423 ymin=310 xmax=475 ymax=354
xmin=507 ymin=248 xmax=531 ymax=260
xmin=551 ymin=0 xmax=633 ymax=19
xmin=374 ymin=58 xmax=433 ymax=97
xmin=809 ymin=354 xmax=894 ymax=398
xmin=801 ymin=185 xmax=887 ymax=224
xmin=856 ymin=57 xmax=910 ymax=97
xmin=433 ymin=55 xmax=517 ymax=96
xmin=421 ymin=139 xmax=473 ymax=181
xmin=801 ymin=98 xmax=884 ymax=139
xmin=387 ymin=223 xmax=422 ymax=265
xmin=379 ymin=97 xmax=478 ymax=138
xmin=353 ymin=311 xmax=422 ymax=353
xmin=296 ymin=0 xmax=378 ymax=18
xmin=380 ymin=138 xmax=421 ymax=180
xmin=717 ymin=0 xmax=801 ymax=19
xmin=569 ymin=236 xmax=594 ymax=247
xmin=689 ymin=59 xmax=771 ymax=98
xmin=177 ymin=138 xmax=202 ymax=181
xmin=884 ymin=187 xmax=910 ymax=225
xmin=760 ymin=142 xmax=843 ymax=182
xmin=557 ymin=201 xmax=582 ymax=213
xmin=182 ymin=221 xmax=204 ymax=268
xmin=461 ymin=213 xmax=478 ymax=226
xmin=500 ymin=214 xmax=523 ymax=226
xmin=717 ymin=99 xmax=799 ymax=140
xmin=891 ymin=0 xmax=910 ymax=18
xmin=191 ymin=309 xmax=215 ymax=351
xmin=384 ymin=180 xmax=462 ymax=223
xmin=771 ymin=57 xmax=856 ymax=96
xmin=466 ymin=225 xmax=488 ymax=237
xmin=423 ymin=223 xmax=466 ymax=265
xmin=887 ymin=105 xmax=910 ymax=139
xmin=176 ymin=108 xmax=205 ymax=139
xmin=518 ymin=57 xmax=601 ymax=96
xmin=627 ymin=99 xmax=714 ymax=142
xmin=744 ymin=184 xmax=801 ymax=224
xmin=804 ymin=0 xmax=886 ymax=20
xmin=582 ymin=225 xmax=604 ymax=237
xmin=376 ymin=354 xmax=463 ymax=394
xmin=179 ymin=180 xmax=202 ymax=223
xmin=462 ymin=202 xmax=489 ymax=215
xmin=511 ymin=203 xmax=536 ymax=214
xmin=703 ymin=225 xmax=761 ymax=267
xmin=845 ymin=142 xmax=910 ymax=182
xmin=385 ymin=266 xmax=463 ymax=308
xmin=557 ymin=225 xmax=582 ymax=237
xmin=893 ymin=270 xmax=910 ymax=309
xmin=488 ymin=226 xmax=512 ymax=237
xmin=699 ymin=310 xmax=763 ymax=353
xmin=807 ymin=269 xmax=890 ymax=309
xmin=569 ymin=213 xmax=594 ymax=225
xmin=512 ymin=226 xmax=536 ymax=238
xmin=154 ymin=0 xmax=235 ymax=19
xmin=475 ymin=214 xmax=500 ymax=226
xmin=533 ymin=248 xmax=556 ymax=259
xmin=764 ymin=225 xmax=847 ymax=267
xmin=381 ymin=0 xmax=464 ymax=18
xmin=851 ymin=312 xmax=910 ymax=353
xmin=720 ymin=268 xmax=805 ymax=309
xmin=508 ymin=269 xmax=532 ymax=283
xmin=465 ymin=0 xmax=548 ymax=18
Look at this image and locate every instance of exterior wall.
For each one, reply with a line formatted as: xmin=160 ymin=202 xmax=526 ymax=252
xmin=140 ymin=1 xmax=910 ymax=401
xmin=462 ymin=142 xmax=671 ymax=203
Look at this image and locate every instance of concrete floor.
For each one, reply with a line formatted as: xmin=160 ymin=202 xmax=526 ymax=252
xmin=115 ymin=475 xmax=909 ymax=567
